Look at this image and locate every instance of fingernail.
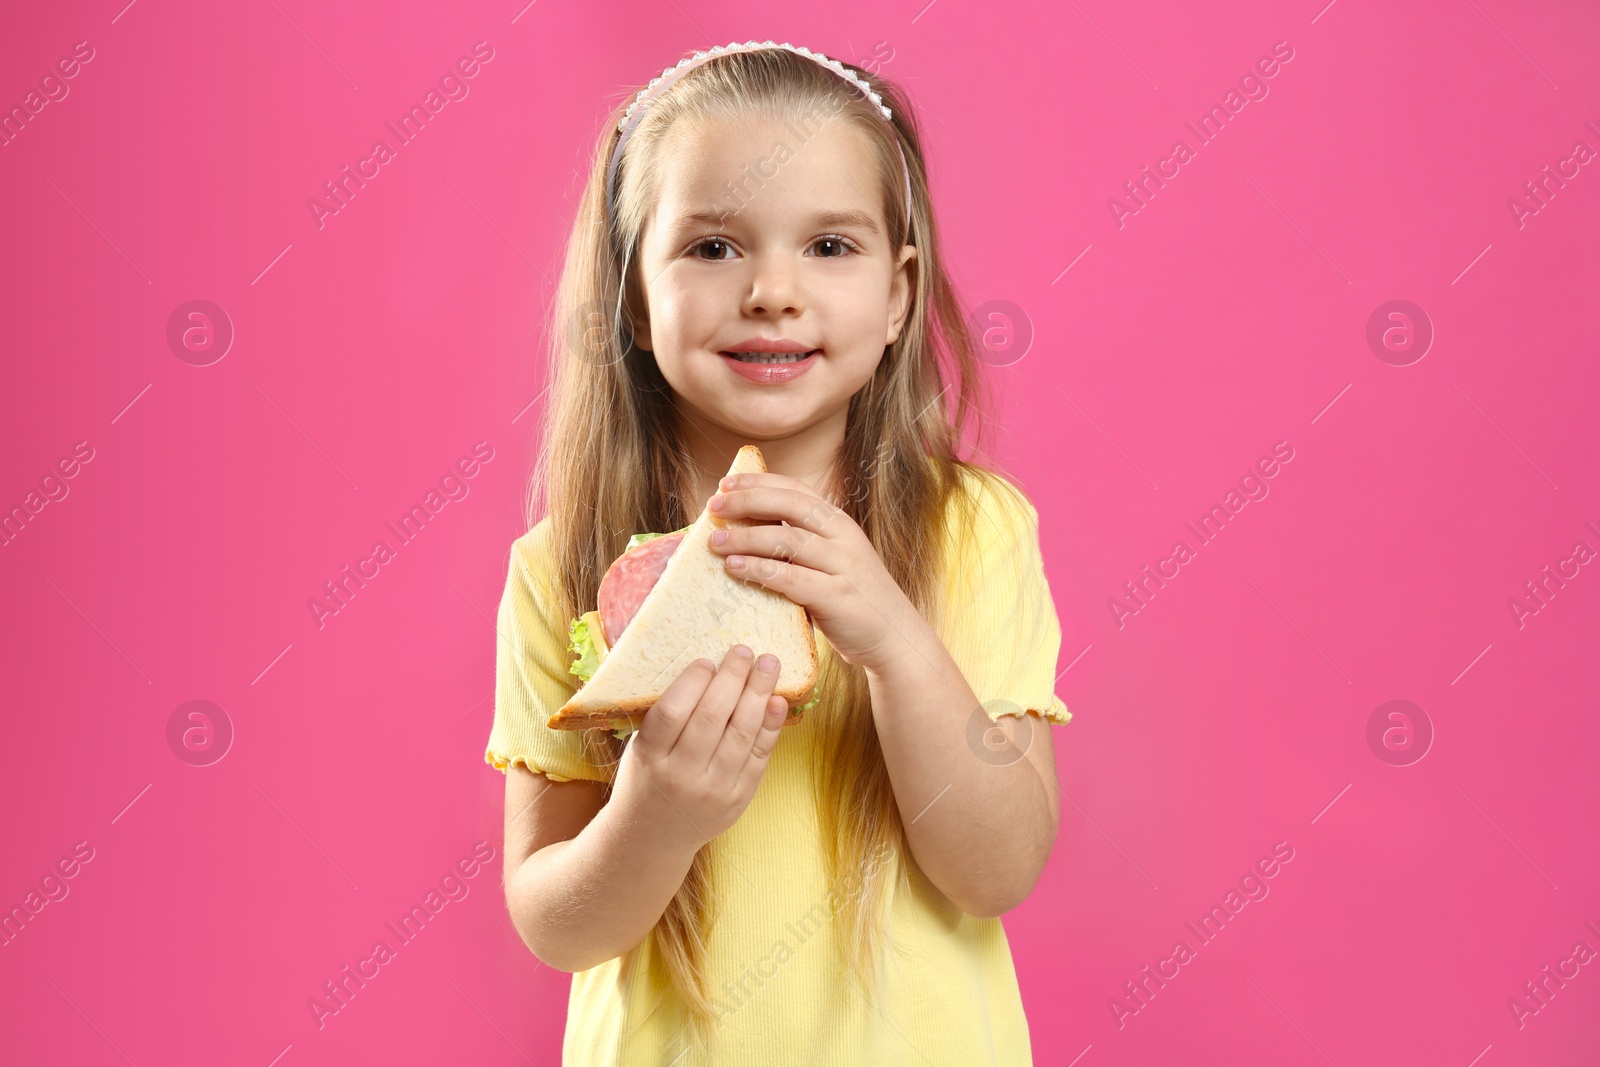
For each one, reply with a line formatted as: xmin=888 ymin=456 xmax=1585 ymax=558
xmin=727 ymin=555 xmax=744 ymax=568
xmin=732 ymin=644 xmax=752 ymax=658
xmin=710 ymin=495 xmax=725 ymax=511
xmin=711 ymin=529 xmax=728 ymax=546
xmin=757 ymin=653 xmax=777 ymax=672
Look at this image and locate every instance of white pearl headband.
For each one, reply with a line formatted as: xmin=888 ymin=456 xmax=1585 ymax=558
xmin=605 ymin=40 xmax=914 ymax=239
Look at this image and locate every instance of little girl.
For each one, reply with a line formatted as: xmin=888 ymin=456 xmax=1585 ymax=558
xmin=484 ymin=40 xmax=1072 ymax=1065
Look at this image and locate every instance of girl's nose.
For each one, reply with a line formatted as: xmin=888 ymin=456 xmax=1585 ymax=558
xmin=742 ymin=257 xmax=802 ymax=317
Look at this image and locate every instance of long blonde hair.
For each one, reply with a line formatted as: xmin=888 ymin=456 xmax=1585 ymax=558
xmin=524 ymin=45 xmax=1018 ymax=1051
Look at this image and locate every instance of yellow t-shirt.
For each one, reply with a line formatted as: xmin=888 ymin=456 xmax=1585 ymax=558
xmin=485 ymin=465 xmax=1071 ymax=1065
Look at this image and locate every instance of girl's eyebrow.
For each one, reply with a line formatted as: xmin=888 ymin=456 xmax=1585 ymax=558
xmin=806 ymin=209 xmax=881 ymax=235
xmin=668 ymin=208 xmax=882 ymax=238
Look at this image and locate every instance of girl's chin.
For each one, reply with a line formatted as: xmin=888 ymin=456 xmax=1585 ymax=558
xmin=710 ymin=404 xmax=816 ymax=431
xmin=696 ymin=393 xmax=824 ymax=434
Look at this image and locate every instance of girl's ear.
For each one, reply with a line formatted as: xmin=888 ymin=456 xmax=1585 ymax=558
xmin=623 ymin=269 xmax=653 ymax=352
xmin=630 ymin=311 xmax=653 ymax=353
xmin=885 ymin=244 xmax=919 ymax=347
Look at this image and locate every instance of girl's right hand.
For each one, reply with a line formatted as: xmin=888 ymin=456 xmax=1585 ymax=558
xmin=611 ymin=645 xmax=788 ymax=850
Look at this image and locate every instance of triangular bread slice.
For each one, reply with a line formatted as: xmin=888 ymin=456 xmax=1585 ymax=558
xmin=550 ymin=445 xmax=820 ymax=731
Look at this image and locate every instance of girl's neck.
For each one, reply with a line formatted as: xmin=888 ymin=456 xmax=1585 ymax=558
xmin=674 ymin=407 xmax=847 ymax=513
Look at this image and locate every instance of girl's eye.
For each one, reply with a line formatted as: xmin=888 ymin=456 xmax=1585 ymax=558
xmin=811 ymin=236 xmax=858 ymax=258
xmin=691 ymin=238 xmax=736 ymax=262
xmin=687 ymin=236 xmax=860 ymax=261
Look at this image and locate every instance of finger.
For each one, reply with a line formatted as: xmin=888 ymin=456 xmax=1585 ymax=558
xmin=668 ymin=645 xmax=754 ymax=765
xmin=734 ymin=693 xmax=789 ymax=799
xmin=718 ymin=470 xmax=817 ymax=497
xmin=709 ymin=522 xmax=836 ymax=575
xmin=635 ymin=657 xmax=716 ymax=758
xmin=722 ymin=551 xmax=828 ymax=604
xmin=706 ymin=651 xmax=780 ymax=779
xmin=713 ymin=486 xmax=843 ymax=536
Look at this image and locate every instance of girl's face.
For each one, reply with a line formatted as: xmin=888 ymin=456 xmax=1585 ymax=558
xmin=630 ymin=111 xmax=917 ymax=448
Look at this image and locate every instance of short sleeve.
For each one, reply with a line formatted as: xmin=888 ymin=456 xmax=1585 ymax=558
xmin=939 ymin=471 xmax=1072 ymax=726
xmin=483 ymin=521 xmax=613 ymax=783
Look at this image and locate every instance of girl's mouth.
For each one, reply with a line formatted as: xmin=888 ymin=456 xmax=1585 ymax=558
xmin=721 ymin=350 xmax=820 ymax=364
xmin=718 ymin=349 xmax=820 ymax=383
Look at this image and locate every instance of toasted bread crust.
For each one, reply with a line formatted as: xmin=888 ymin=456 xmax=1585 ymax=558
xmin=546 ymin=704 xmax=809 ymax=732
xmin=549 ymin=673 xmax=818 ymax=730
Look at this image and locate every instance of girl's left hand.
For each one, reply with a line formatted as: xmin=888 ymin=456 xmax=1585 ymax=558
xmin=706 ymin=471 xmax=915 ymax=671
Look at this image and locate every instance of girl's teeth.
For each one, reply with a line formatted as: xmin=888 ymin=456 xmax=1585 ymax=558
xmin=731 ymin=351 xmax=812 ymax=364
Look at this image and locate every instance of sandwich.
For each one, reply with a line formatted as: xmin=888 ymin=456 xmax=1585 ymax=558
xmin=552 ymin=445 xmax=822 ymax=736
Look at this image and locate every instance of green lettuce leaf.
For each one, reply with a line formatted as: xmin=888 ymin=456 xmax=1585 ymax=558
xmin=567 ymin=614 xmax=603 ymax=686
xmin=625 ymin=531 xmax=666 ymax=552
xmin=625 ymin=524 xmax=692 ymax=553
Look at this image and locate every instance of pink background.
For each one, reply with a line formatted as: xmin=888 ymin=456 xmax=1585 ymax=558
xmin=2 ymin=0 xmax=1597 ymax=1063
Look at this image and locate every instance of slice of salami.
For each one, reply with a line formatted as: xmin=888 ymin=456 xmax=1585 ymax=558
xmin=597 ymin=531 xmax=685 ymax=645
